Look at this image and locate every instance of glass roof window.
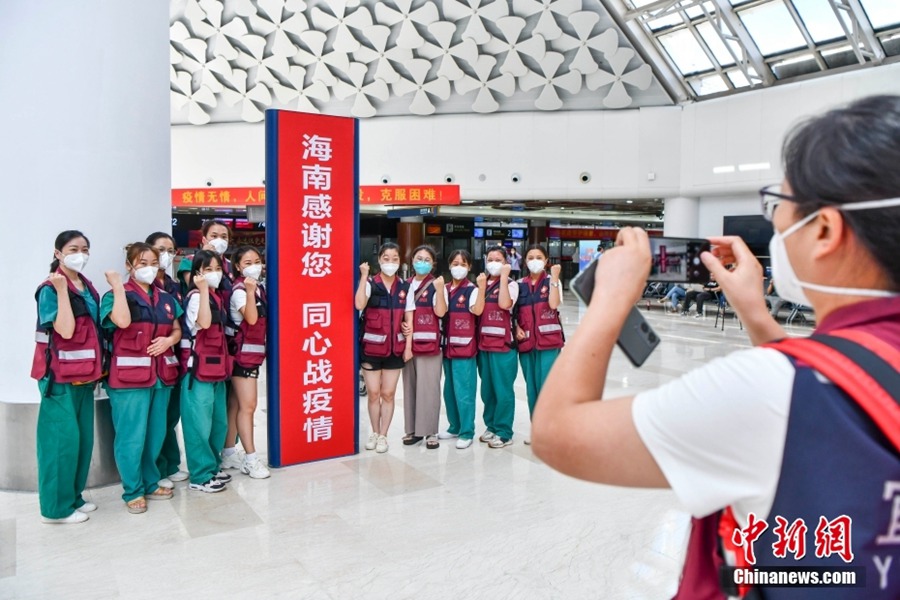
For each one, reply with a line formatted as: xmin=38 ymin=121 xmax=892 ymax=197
xmin=792 ymin=0 xmax=845 ymax=42
xmin=690 ymin=74 xmax=729 ymax=96
xmin=859 ymin=0 xmax=900 ymax=30
xmin=659 ymin=28 xmax=715 ymax=74
xmin=696 ymin=21 xmax=738 ymax=66
xmin=739 ymin=1 xmax=807 ymax=56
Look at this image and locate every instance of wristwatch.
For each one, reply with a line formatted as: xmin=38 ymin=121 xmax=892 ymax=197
xmin=549 ymin=281 xmax=560 ymax=288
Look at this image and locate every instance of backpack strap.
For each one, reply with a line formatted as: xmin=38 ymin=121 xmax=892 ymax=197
xmin=765 ymin=330 xmax=900 ymax=452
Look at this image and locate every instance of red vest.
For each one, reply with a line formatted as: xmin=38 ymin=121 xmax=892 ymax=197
xmin=444 ymin=280 xmax=478 ymax=359
xmin=31 ymin=273 xmax=103 ymax=385
xmin=107 ymin=280 xmax=180 ymax=388
xmin=477 ymin=278 xmax=514 ymax=352
xmin=409 ymin=275 xmax=442 ymax=356
xmin=229 ymin=278 xmax=267 ymax=368
xmin=182 ymin=288 xmax=230 ymax=382
xmin=360 ymin=275 xmax=408 ymax=358
xmin=515 ymin=274 xmax=564 ymax=353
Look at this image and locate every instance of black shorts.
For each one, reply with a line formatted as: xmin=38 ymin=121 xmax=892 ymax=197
xmin=360 ymin=353 xmax=405 ymax=371
xmin=232 ymin=363 xmax=260 ymax=378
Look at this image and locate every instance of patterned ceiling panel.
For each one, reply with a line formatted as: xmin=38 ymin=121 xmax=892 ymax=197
xmin=170 ymin=0 xmax=674 ymax=124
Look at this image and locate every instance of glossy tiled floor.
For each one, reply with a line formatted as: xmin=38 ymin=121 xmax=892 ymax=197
xmin=0 ymin=294 xmax=813 ymax=599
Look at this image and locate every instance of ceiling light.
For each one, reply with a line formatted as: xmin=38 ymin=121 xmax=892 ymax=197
xmin=713 ymin=165 xmax=735 ymax=174
xmin=738 ymin=162 xmax=771 ymax=172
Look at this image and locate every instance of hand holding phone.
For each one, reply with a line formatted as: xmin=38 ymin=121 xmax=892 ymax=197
xmin=570 ymin=258 xmax=660 ymax=367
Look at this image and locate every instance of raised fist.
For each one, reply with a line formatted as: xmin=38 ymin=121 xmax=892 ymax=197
xmin=433 ymin=276 xmax=445 ymax=289
xmin=193 ymin=274 xmax=208 ymax=290
xmin=48 ymin=272 xmax=68 ymax=292
xmin=105 ymin=270 xmax=123 ymax=288
xmin=359 ymin=262 xmax=370 ymax=277
xmin=476 ymin=273 xmax=487 ymax=287
xmin=550 ymin=264 xmax=562 ymax=279
xmin=500 ymin=263 xmax=512 ymax=278
xmin=244 ymin=277 xmax=258 ymax=292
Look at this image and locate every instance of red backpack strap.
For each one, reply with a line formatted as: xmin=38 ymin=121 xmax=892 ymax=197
xmin=765 ymin=332 xmax=900 ymax=452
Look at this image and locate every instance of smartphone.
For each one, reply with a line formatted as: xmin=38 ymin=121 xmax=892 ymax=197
xmin=648 ymin=237 xmax=711 ymax=284
xmin=570 ymin=259 xmax=660 ymax=367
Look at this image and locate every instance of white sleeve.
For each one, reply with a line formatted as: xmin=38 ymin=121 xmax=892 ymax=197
xmin=365 ymin=281 xmax=371 ymax=299
xmin=468 ymin=287 xmax=479 ymax=311
xmin=443 ymin=287 xmax=449 ymax=306
xmin=406 ymin=280 xmax=419 ymax=312
xmin=507 ymin=280 xmax=519 ymax=309
xmin=632 ymin=347 xmax=795 ymax=524
xmin=185 ymin=294 xmax=201 ymax=337
xmin=230 ymin=289 xmax=248 ymax=327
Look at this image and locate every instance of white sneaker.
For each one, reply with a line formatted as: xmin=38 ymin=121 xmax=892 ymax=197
xmin=214 ymin=470 xmax=232 ymax=484
xmin=375 ymin=435 xmax=389 ymax=453
xmin=220 ymin=450 xmax=244 ymax=470
xmin=437 ymin=431 xmax=458 ymax=440
xmin=157 ymin=478 xmax=174 ymax=489
xmin=241 ymin=456 xmax=271 ymax=479
xmin=77 ymin=502 xmax=97 ymax=513
xmin=488 ymin=437 xmax=513 ymax=448
xmin=42 ymin=511 xmax=89 ymax=524
xmin=364 ymin=432 xmax=378 ymax=451
xmin=189 ymin=479 xmax=227 ymax=493
xmin=479 ymin=431 xmax=495 ymax=443
xmin=169 ymin=470 xmax=189 ymax=482
xmin=456 ymin=438 xmax=473 ymax=449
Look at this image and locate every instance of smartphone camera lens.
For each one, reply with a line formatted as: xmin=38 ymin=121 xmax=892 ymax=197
xmin=640 ymin=322 xmax=649 ymax=333
xmin=648 ymin=333 xmax=658 ymax=344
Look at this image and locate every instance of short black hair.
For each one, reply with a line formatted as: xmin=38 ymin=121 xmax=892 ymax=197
xmin=783 ymin=94 xmax=900 ymax=288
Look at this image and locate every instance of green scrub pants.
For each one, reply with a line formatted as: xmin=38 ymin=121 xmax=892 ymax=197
xmin=36 ymin=382 xmax=94 ymax=519
xmin=156 ymin=381 xmax=183 ymax=478
xmin=442 ymin=357 xmax=477 ymax=440
xmin=108 ymin=387 xmax=171 ymax=502
xmin=477 ymin=349 xmax=517 ymax=440
xmin=518 ymin=348 xmax=561 ymax=417
xmin=180 ymin=377 xmax=227 ymax=485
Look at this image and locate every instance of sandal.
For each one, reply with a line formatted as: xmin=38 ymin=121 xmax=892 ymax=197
xmin=147 ymin=487 xmax=173 ymax=501
xmin=126 ymin=497 xmax=147 ymax=514
xmin=402 ymin=434 xmax=423 ymax=446
xmin=425 ymin=435 xmax=439 ymax=450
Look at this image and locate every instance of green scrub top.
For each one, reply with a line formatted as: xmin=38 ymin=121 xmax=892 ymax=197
xmin=100 ymin=285 xmax=185 ymax=390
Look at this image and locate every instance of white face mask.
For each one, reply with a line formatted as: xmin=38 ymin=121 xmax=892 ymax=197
xmin=450 ymin=266 xmax=469 ymax=281
xmin=242 ymin=264 xmax=263 ymax=280
xmin=158 ymin=252 xmax=174 ymax=271
xmin=527 ymin=259 xmax=546 ymax=275
xmin=62 ymin=252 xmax=89 ymax=273
xmin=486 ymin=261 xmax=503 ymax=276
xmin=380 ymin=262 xmax=399 ymax=277
xmin=204 ymin=271 xmax=223 ymax=289
xmin=770 ymin=196 xmax=900 ymax=306
xmin=209 ymin=238 xmax=228 ymax=255
xmin=133 ymin=265 xmax=158 ymax=285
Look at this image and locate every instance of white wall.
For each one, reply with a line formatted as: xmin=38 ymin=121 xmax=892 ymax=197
xmin=0 ymin=1 xmax=171 ymax=403
xmin=172 ymin=62 xmax=900 ymax=212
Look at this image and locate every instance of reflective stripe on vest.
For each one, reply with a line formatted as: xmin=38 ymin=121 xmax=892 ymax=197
xmin=363 ymin=332 xmax=387 ymax=343
xmin=241 ymin=343 xmax=265 ymax=354
xmin=164 ymin=355 xmax=179 ymax=365
xmin=538 ymin=323 xmax=562 ymax=333
xmin=58 ymin=349 xmax=96 ymax=360
xmin=116 ymin=356 xmax=152 ymax=367
xmin=412 ymin=332 xmax=438 ymax=341
xmin=448 ymin=336 xmax=473 ymax=345
xmin=180 ymin=339 xmax=192 ymax=349
xmin=35 ymin=331 xmax=49 ymax=343
xmin=482 ymin=326 xmax=506 ymax=336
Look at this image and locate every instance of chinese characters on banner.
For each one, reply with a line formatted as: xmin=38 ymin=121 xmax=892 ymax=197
xmin=359 ymin=184 xmax=461 ymax=205
xmin=171 ymin=187 xmax=265 ymax=207
xmin=266 ymin=110 xmax=358 ymax=467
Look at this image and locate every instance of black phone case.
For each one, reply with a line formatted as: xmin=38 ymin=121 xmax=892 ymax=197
xmin=570 ymin=259 xmax=660 ymax=367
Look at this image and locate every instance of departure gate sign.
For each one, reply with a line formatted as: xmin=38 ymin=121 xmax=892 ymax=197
xmin=265 ymin=109 xmax=359 ymax=467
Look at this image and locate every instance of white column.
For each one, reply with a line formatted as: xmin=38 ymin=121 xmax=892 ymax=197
xmin=663 ymin=196 xmax=700 ymax=237
xmin=0 ymin=1 xmax=171 ymax=404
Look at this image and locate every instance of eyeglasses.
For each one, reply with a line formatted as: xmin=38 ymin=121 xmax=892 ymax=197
xmin=759 ymin=185 xmax=797 ymax=221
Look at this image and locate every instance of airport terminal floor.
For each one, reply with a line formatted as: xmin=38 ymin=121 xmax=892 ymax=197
xmin=0 ymin=294 xmax=811 ymax=599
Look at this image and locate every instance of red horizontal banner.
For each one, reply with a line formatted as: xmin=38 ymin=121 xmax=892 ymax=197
xmin=359 ymin=185 xmax=460 ymax=205
xmin=172 ymin=187 xmax=266 ymax=207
